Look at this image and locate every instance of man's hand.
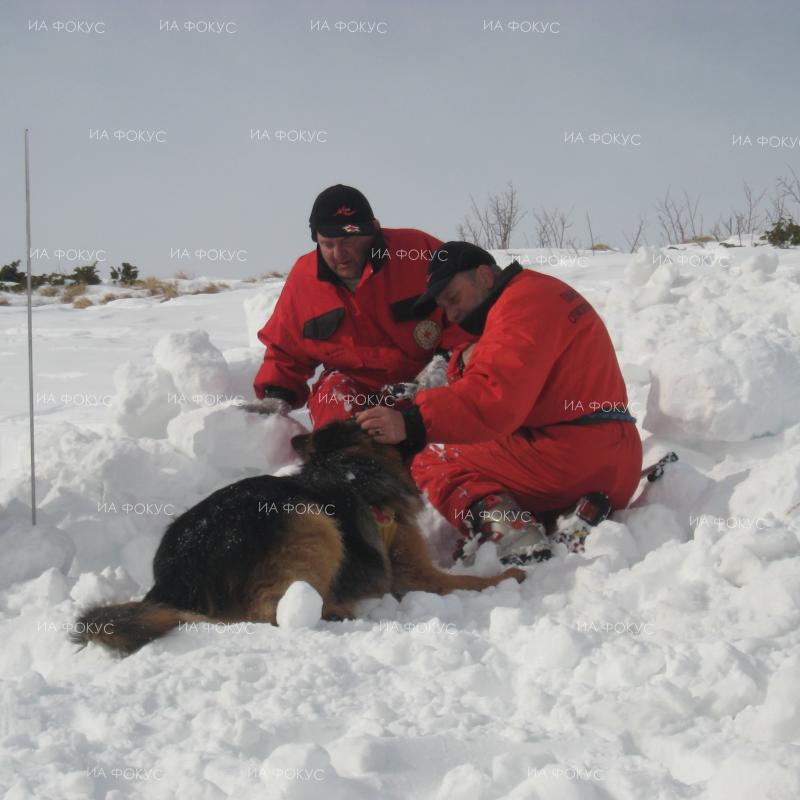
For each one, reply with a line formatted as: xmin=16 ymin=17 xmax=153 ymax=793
xmin=460 ymin=343 xmax=477 ymax=368
xmin=239 ymin=397 xmax=290 ymax=416
xmin=356 ymin=407 xmax=407 ymax=444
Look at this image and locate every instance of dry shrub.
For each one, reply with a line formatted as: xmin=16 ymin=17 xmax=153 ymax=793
xmin=73 ymin=296 xmax=94 ymax=309
xmin=140 ymin=276 xmax=178 ymax=300
xmin=38 ymin=286 xmax=60 ymax=297
xmin=173 ymin=270 xmax=191 ymax=279
xmin=160 ymin=281 xmax=179 ymax=301
xmin=100 ymin=292 xmax=132 ymax=304
xmin=61 ymin=283 xmax=87 ymax=303
xmin=0 ymin=297 xmax=9 ymax=306
xmin=190 ymin=282 xmax=230 ymax=295
xmin=591 ymin=242 xmax=612 ymax=252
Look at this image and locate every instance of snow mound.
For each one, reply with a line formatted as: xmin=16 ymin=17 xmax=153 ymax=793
xmin=243 ymin=287 xmax=283 ymax=348
xmin=153 ymin=329 xmax=231 ymax=400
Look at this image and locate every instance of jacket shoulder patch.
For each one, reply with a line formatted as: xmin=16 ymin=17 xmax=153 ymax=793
xmin=302 ymin=307 xmax=345 ymax=340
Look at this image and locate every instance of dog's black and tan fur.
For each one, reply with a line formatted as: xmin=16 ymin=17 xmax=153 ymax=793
xmin=72 ymin=420 xmax=524 ymax=656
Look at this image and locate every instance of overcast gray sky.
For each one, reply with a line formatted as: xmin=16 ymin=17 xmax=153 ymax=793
xmin=2 ymin=0 xmax=799 ymax=278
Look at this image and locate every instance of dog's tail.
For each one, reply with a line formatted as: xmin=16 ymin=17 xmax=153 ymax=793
xmin=71 ymin=600 xmax=205 ymax=657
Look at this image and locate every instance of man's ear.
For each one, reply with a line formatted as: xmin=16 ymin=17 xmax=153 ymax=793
xmin=478 ymin=264 xmax=496 ymax=290
xmin=291 ymin=433 xmax=312 ymax=458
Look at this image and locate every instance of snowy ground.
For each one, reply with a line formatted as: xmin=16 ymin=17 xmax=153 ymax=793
xmin=1 ymin=243 xmax=799 ymax=799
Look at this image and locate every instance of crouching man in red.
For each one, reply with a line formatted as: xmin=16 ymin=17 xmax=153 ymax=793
xmin=248 ymin=185 xmax=470 ymax=427
xmin=356 ymin=242 xmax=643 ymax=566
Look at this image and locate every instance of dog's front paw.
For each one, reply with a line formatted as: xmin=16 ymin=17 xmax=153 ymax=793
xmin=501 ymin=567 xmax=526 ymax=584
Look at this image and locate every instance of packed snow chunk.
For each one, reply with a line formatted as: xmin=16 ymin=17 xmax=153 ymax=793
xmin=644 ymin=322 xmax=800 ymax=441
xmin=70 ymin=567 xmax=140 ymax=608
xmin=4 ymin=568 xmax=70 ymax=611
xmin=153 ymin=329 xmax=231 ymax=404
xmin=727 ymin=442 xmax=800 ymax=522
xmin=258 ymin=743 xmax=371 ymax=799
xmin=518 ymin=617 xmax=587 ymax=671
xmin=326 ymin=736 xmax=386 ymax=775
xmin=111 ymin=360 xmax=179 ymax=438
xmin=415 ymin=352 xmax=450 ymax=390
xmin=276 ymin=581 xmax=323 ymax=629
xmin=628 ymin=458 xmax=713 ymax=525
xmin=634 ymin=260 xmax=681 ymax=308
xmin=0 ymin=521 xmax=75 ymax=586
xmin=166 ymin=402 xmax=305 ymax=473
xmin=706 ymin=752 xmax=800 ymax=800
xmin=741 ymin=250 xmax=779 ymax=276
xmin=625 ymin=245 xmax=660 ymax=287
xmin=435 ymin=763 xmax=493 ymax=800
xmin=243 ymin=287 xmax=282 ymax=348
xmin=513 ymin=761 xmax=606 ymax=799
xmin=582 ymin=519 xmax=639 ymax=567
xmin=623 ymin=503 xmax=689 ymax=556
xmin=746 ymin=656 xmax=800 ymax=743
xmin=489 ymin=606 xmax=523 ymax=639
xmin=222 ymin=346 xmax=264 ymax=402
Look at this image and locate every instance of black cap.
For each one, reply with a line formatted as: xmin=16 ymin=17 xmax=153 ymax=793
xmin=413 ymin=241 xmax=497 ymax=313
xmin=309 ymin=184 xmax=377 ymax=241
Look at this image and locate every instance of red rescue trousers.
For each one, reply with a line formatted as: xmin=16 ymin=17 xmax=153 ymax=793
xmin=411 ymin=420 xmax=642 ymax=538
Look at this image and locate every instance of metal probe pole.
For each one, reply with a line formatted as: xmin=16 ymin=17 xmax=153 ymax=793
xmin=24 ymin=129 xmax=36 ymax=525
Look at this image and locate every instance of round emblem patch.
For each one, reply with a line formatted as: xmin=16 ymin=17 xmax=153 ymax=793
xmin=413 ymin=320 xmax=441 ymax=350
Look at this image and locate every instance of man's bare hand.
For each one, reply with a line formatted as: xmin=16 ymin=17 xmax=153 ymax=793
xmin=355 ymin=407 xmax=407 ymax=444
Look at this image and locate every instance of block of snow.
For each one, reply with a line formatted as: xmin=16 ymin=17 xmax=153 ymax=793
xmin=0 ymin=522 xmax=75 ymax=586
xmin=153 ymin=329 xmax=231 ymax=402
xmin=643 ymin=322 xmax=800 ymax=441
xmin=166 ymin=403 xmax=305 ymax=473
xmin=741 ymin=250 xmax=779 ymax=276
xmin=111 ymin=360 xmax=179 ymax=439
xmin=276 ymin=581 xmax=323 ymax=629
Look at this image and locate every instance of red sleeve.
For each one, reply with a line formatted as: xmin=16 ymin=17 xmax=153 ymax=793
xmin=414 ymin=294 xmax=567 ymax=443
xmin=253 ymin=283 xmax=318 ymax=407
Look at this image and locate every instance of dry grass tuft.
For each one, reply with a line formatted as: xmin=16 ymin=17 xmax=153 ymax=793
xmin=139 ymin=276 xmax=179 ymax=300
xmin=61 ymin=283 xmax=87 ymax=303
xmin=189 ymin=282 xmax=230 ymax=295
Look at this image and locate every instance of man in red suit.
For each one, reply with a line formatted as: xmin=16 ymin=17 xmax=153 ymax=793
xmin=357 ymin=242 xmax=643 ymax=566
xmin=249 ymin=185 xmax=471 ymax=427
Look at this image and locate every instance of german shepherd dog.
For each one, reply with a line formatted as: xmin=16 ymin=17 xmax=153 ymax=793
xmin=72 ymin=420 xmax=524 ymax=656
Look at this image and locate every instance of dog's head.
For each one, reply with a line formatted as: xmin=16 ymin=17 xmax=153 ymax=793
xmin=291 ymin=419 xmax=404 ymax=467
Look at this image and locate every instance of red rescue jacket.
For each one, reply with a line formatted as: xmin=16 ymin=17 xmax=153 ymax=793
xmin=414 ymin=263 xmax=630 ymax=443
xmin=254 ymin=228 xmax=472 ymax=407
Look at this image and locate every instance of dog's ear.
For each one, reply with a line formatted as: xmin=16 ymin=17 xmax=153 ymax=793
xmin=291 ymin=433 xmax=313 ymax=458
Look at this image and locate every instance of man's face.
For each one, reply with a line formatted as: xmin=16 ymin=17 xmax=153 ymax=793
xmin=435 ymin=267 xmax=496 ymax=324
xmin=317 ymin=232 xmax=375 ymax=281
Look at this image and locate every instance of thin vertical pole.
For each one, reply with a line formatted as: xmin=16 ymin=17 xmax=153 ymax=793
xmin=24 ymin=129 xmax=36 ymax=525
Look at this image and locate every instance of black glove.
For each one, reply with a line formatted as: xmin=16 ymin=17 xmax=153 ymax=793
xmin=239 ymin=397 xmax=290 ymax=416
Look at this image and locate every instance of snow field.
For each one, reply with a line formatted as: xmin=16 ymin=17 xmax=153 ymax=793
xmin=0 ymin=245 xmax=799 ymax=798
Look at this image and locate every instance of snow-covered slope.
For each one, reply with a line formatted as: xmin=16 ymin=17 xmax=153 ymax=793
xmin=1 ymin=244 xmax=799 ymax=799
